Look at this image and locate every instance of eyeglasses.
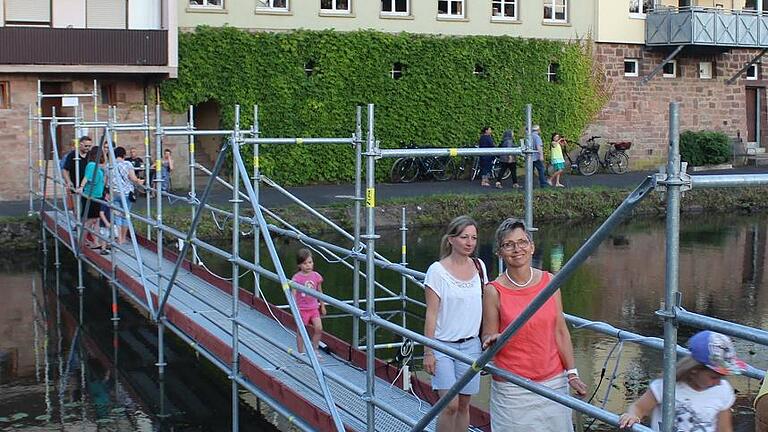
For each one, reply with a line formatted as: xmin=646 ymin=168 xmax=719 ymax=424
xmin=500 ymin=238 xmax=531 ymax=251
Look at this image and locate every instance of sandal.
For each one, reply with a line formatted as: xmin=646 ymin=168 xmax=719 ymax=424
xmin=495 ymin=182 xmax=503 ymax=189
xmin=512 ymin=183 xmax=521 ymax=189
xmin=481 ymin=181 xmax=490 ymax=187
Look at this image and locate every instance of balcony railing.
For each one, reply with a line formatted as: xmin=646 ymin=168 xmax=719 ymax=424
xmin=646 ymin=7 xmax=768 ymax=48
xmin=0 ymin=27 xmax=168 ymax=66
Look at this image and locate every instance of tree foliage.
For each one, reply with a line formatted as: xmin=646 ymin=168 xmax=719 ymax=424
xmin=162 ymin=27 xmax=607 ymax=184
xmin=680 ymin=130 xmax=731 ymax=166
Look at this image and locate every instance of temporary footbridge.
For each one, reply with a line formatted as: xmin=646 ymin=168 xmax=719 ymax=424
xmin=29 ymin=81 xmax=768 ymax=432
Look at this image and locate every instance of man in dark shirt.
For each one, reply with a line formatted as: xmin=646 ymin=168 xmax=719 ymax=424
xmin=62 ymin=136 xmax=93 ymax=191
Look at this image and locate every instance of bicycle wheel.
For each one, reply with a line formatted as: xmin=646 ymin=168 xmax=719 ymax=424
xmin=392 ymin=157 xmax=420 ymax=183
xmin=577 ymin=152 xmax=599 ymax=176
xmin=432 ymin=156 xmax=457 ymax=181
xmin=491 ymin=158 xmax=513 ymax=181
xmin=470 ymin=157 xmax=480 ymax=181
xmin=607 ymin=151 xmax=629 ymax=174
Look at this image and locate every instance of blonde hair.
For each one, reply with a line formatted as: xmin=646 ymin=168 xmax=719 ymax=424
xmin=675 ymin=356 xmax=708 ymax=383
xmin=439 ymin=215 xmax=478 ymax=259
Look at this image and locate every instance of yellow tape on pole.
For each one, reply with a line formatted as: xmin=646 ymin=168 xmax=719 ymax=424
xmin=189 ymin=142 xmax=195 ymax=154
xmin=366 ymin=188 xmax=375 ymax=208
xmin=155 ymin=160 xmax=162 ymax=173
xmin=253 ymin=155 xmax=259 ymax=169
xmin=296 ymin=138 xmax=304 ymax=145
xmin=144 ymin=136 xmax=149 ymax=146
xmin=282 ymin=282 xmax=290 ymax=292
xmin=401 ymin=245 xmax=406 ymax=255
xmin=449 ymin=148 xmax=458 ymax=157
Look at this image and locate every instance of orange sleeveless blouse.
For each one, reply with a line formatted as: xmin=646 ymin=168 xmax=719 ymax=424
xmin=490 ymin=272 xmax=565 ymax=382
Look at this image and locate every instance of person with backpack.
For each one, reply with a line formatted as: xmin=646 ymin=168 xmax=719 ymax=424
xmin=423 ymin=215 xmax=487 ymax=432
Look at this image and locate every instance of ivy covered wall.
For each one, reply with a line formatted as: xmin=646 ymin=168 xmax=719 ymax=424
xmin=162 ymin=27 xmax=607 ymax=184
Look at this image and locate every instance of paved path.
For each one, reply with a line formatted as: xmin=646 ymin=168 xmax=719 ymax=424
xmin=5 ymin=166 xmax=765 ymax=217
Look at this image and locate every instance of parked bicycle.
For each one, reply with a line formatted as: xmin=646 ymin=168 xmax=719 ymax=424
xmin=457 ymin=147 xmax=514 ymax=182
xmin=573 ymin=136 xmax=631 ymax=176
xmin=390 ymin=144 xmax=458 ymax=183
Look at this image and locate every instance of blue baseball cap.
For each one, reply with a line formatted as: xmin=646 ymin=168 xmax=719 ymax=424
xmin=688 ymin=330 xmax=747 ymax=376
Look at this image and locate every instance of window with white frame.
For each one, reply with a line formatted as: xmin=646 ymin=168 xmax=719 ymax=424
xmin=0 ymin=82 xmax=9 ymax=109
xmin=624 ymin=59 xmax=639 ymax=77
xmin=438 ymin=0 xmax=464 ymax=18
xmin=543 ymin=0 xmax=567 ymax=22
xmin=321 ymin=0 xmax=350 ymax=13
xmin=747 ymin=64 xmax=759 ymax=80
xmin=629 ymin=0 xmax=656 ymax=16
xmin=492 ymin=0 xmax=517 ymax=20
xmin=699 ymin=62 xmax=713 ymax=79
xmin=188 ymin=0 xmax=223 ymax=8
xmin=382 ymin=0 xmax=408 ymax=15
xmin=391 ymin=62 xmax=405 ymax=80
xmin=662 ymin=60 xmax=677 ymax=78
xmin=547 ymin=63 xmax=560 ymax=82
xmin=256 ymin=0 xmax=288 ymax=10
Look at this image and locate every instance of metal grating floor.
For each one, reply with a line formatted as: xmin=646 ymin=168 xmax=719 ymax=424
xmin=49 ymin=212 xmax=447 ymax=432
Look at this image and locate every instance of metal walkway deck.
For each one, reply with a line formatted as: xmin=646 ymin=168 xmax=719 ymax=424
xmin=43 ymin=211 xmax=469 ymax=432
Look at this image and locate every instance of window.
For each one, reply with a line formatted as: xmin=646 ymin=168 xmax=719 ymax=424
xmin=0 ymin=82 xmax=9 ymax=109
xmin=4 ymin=0 xmax=50 ymax=25
xmin=747 ymin=64 xmax=759 ymax=80
xmin=629 ymin=0 xmax=656 ymax=15
xmin=492 ymin=0 xmax=517 ymax=20
xmin=438 ymin=0 xmax=464 ymax=18
xmin=382 ymin=0 xmax=408 ymax=15
xmin=321 ymin=0 xmax=350 ymax=13
xmin=256 ymin=0 xmax=288 ymax=10
xmin=474 ymin=64 xmax=487 ymax=77
xmin=543 ymin=0 xmax=567 ymax=22
xmin=662 ymin=60 xmax=677 ymax=78
xmin=100 ymin=84 xmax=117 ymax=105
xmin=188 ymin=0 xmax=223 ymax=8
xmin=547 ymin=63 xmax=560 ymax=82
xmin=624 ymin=59 xmax=639 ymax=77
xmin=699 ymin=62 xmax=713 ymax=79
xmin=391 ymin=62 xmax=405 ymax=80
xmin=304 ymin=60 xmax=317 ymax=77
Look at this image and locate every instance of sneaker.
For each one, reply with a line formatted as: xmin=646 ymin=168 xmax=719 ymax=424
xmin=100 ymin=249 xmax=110 ymax=255
xmin=495 ymin=182 xmax=503 ymax=189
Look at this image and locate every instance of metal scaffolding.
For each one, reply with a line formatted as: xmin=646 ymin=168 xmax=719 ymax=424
xmin=30 ymin=87 xmax=768 ymax=432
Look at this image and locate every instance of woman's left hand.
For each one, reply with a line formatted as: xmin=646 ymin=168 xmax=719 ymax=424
xmin=320 ymin=304 xmax=327 ymax=316
xmin=568 ymin=375 xmax=587 ymax=397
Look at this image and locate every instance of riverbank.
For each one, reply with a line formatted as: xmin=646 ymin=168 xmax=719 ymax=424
xmin=5 ymin=186 xmax=768 ymax=249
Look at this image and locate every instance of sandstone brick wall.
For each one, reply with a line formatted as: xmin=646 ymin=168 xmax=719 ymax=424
xmin=586 ymin=43 xmax=766 ymax=170
xmin=0 ymin=75 xmax=188 ymax=201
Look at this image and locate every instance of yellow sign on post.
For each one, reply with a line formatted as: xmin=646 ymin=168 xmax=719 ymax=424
xmin=449 ymin=148 xmax=458 ymax=157
xmin=366 ymin=188 xmax=375 ymax=208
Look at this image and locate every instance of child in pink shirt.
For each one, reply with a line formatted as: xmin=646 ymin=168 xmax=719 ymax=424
xmin=292 ymin=248 xmax=326 ymax=355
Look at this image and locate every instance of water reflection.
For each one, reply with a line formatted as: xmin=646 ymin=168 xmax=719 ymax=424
xmin=0 ymin=254 xmax=275 ymax=431
xmin=196 ymin=213 xmax=768 ymax=430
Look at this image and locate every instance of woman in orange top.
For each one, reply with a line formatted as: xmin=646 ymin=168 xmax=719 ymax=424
xmin=482 ymin=217 xmax=587 ymax=431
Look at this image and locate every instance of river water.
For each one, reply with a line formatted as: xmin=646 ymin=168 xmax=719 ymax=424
xmin=1 ymin=213 xmax=766 ymax=431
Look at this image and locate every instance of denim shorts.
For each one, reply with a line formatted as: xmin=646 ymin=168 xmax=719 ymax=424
xmin=431 ymin=336 xmax=482 ymax=395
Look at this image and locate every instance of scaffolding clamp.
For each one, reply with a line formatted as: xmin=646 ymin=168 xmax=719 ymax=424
xmin=653 ymin=162 xmax=692 ymax=193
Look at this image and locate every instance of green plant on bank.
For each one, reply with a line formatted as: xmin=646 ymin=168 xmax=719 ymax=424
xmin=161 ymin=27 xmax=607 ymax=185
xmin=679 ymin=130 xmax=731 ymax=166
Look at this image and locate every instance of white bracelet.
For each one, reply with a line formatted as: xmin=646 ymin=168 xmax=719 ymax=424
xmin=566 ymin=368 xmax=579 ymax=377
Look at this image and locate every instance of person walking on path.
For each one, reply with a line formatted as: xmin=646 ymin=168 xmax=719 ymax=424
xmin=530 ymin=125 xmax=549 ymax=188
xmin=161 ymin=149 xmax=174 ymax=192
xmin=619 ymin=330 xmax=746 ymax=431
xmin=62 ymin=136 xmax=93 ymax=211
xmin=495 ymin=130 xmax=520 ymax=189
xmin=423 ymin=215 xmax=487 ymax=432
xmin=549 ymin=133 xmax=567 ymax=187
xmin=482 ymin=217 xmax=586 ymax=432
xmin=291 ymin=248 xmax=327 ymax=357
xmin=77 ymin=147 xmax=106 ymax=249
xmin=478 ymin=127 xmax=495 ymax=187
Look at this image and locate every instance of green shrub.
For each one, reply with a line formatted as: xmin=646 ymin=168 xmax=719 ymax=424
xmin=679 ymin=130 xmax=731 ymax=166
xmin=162 ymin=27 xmax=608 ymax=184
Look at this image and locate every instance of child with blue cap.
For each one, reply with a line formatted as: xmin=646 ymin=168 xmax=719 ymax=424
xmin=619 ymin=330 xmax=747 ymax=431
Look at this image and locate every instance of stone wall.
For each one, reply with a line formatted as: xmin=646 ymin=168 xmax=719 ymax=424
xmin=586 ymin=43 xmax=766 ymax=169
xmin=0 ymin=75 xmax=189 ymax=201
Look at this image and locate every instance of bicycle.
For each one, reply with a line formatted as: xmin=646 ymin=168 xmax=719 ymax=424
xmin=574 ymin=136 xmax=631 ymax=176
xmin=390 ymin=144 xmax=458 ymax=183
xmin=457 ymin=147 xmax=514 ymax=182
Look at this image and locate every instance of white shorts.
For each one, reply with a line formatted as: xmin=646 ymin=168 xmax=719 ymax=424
xmin=431 ymin=337 xmax=482 ymax=395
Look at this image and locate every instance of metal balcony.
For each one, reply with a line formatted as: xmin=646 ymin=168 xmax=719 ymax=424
xmin=646 ymin=7 xmax=768 ymax=48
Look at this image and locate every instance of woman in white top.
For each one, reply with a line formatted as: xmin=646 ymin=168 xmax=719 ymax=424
xmin=423 ymin=215 xmax=487 ymax=432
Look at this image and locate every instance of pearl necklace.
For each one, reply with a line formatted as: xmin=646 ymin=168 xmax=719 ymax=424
xmin=505 ymin=267 xmax=534 ymax=287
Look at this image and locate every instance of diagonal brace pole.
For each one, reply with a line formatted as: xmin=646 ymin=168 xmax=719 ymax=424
xmin=409 ymin=176 xmax=657 ymax=432
xmin=155 ymin=139 xmax=231 ymax=320
xmin=641 ymin=45 xmax=685 ymax=85
xmin=230 ymin=140 xmax=347 ymax=432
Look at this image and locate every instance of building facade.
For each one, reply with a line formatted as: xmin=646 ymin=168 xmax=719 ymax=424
xmin=0 ymin=0 xmax=179 ymax=201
